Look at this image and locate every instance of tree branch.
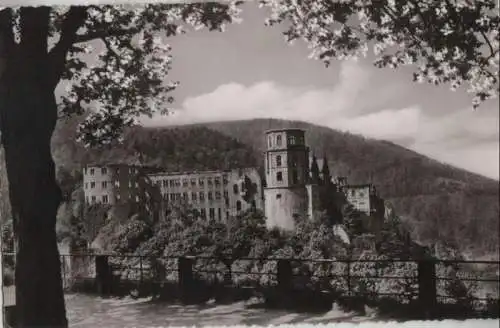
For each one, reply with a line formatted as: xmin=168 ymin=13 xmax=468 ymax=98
xmin=73 ymin=27 xmax=140 ymax=44
xmin=48 ymin=6 xmax=88 ymax=88
xmin=480 ymin=30 xmax=496 ymax=58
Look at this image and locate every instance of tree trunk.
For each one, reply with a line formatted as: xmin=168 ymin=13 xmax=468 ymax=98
xmin=0 ymin=10 xmax=67 ymax=327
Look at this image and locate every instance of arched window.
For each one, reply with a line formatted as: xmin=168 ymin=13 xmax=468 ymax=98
xmin=276 ymin=155 xmax=282 ymax=167
xmin=276 ymin=135 xmax=282 ymax=146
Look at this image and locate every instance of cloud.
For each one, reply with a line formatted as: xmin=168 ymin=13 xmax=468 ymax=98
xmin=143 ymin=60 xmax=499 ymax=180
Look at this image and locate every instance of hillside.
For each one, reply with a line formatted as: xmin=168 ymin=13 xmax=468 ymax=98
xmin=200 ymin=119 xmax=499 ymax=257
xmin=27 ymin=116 xmax=499 ymax=258
xmin=51 ymin=116 xmax=259 ymax=174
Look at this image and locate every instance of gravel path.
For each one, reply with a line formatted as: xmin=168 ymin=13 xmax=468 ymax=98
xmin=65 ymin=294 xmax=372 ymax=327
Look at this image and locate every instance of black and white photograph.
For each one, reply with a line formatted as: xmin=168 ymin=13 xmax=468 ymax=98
xmin=0 ymin=0 xmax=499 ymax=327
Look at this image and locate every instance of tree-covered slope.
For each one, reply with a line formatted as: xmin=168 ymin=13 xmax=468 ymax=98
xmin=51 ymin=116 xmax=259 ymax=173
xmin=201 ymin=119 xmax=499 ymax=257
xmin=49 ymin=116 xmax=499 ymax=258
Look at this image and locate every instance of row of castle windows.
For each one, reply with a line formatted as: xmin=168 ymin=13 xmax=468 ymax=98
xmin=164 ymin=190 xmax=230 ymax=204
xmin=85 ymin=193 xmax=143 ymax=204
xmin=268 ymin=135 xmax=303 ymax=148
xmin=86 ymin=195 xmax=109 ymax=204
xmin=85 ymin=180 xmax=139 ymax=189
xmin=167 ymin=193 xmax=245 ymax=212
xmin=275 ymin=155 xmax=299 ymax=168
xmin=158 ymin=176 xmax=228 ymax=188
xmin=275 ymin=171 xmax=298 ymax=184
xmin=85 ymin=167 xmax=138 ymax=176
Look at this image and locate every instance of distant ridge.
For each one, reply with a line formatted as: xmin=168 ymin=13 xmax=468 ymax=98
xmin=49 ymin=116 xmax=499 ymax=258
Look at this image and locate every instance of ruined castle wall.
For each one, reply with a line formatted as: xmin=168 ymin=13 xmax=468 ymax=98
xmin=264 ymin=186 xmax=308 ymax=231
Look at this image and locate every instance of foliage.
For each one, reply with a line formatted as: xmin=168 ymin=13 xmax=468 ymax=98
xmin=260 ymin=0 xmax=499 ymax=109
xmin=52 ymin=116 xmax=258 ymax=173
xmin=2 ymin=4 xmax=242 ymax=146
xmin=206 ymin=118 xmax=499 ymax=258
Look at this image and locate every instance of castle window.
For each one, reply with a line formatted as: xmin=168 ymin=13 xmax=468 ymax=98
xmin=276 ymin=155 xmax=282 ymax=167
xmin=91 ymin=196 xmax=96 ymax=203
xmin=90 ymin=182 xmax=96 ymax=189
xmin=276 ymin=135 xmax=282 ymax=146
xmin=200 ymin=208 xmax=206 ymax=219
xmin=170 ymin=194 xmax=175 ymax=201
xmin=207 ymin=177 xmax=213 ymax=186
xmin=218 ymin=208 xmax=222 ymax=220
xmin=276 ymin=172 xmax=283 ymax=182
xmin=199 ymin=178 xmax=205 ymax=186
xmin=175 ymin=193 xmax=181 ymax=200
xmin=102 ymin=195 xmax=109 ymax=204
xmin=182 ymin=192 xmax=188 ymax=200
xmin=209 ymin=208 xmax=215 ymax=219
xmin=288 ymin=136 xmax=296 ymax=145
xmin=208 ymin=191 xmax=213 ymax=201
xmin=191 ymin=178 xmax=197 ymax=186
xmin=90 ymin=168 xmax=95 ymax=175
xmin=102 ymin=181 xmax=107 ymax=188
xmin=182 ymin=179 xmax=188 ymax=187
xmin=215 ymin=191 xmax=221 ymax=200
xmin=192 ymin=192 xmax=197 ymax=202
xmin=101 ymin=167 xmax=107 ymax=175
xmin=276 ymin=194 xmax=282 ymax=199
xmin=214 ymin=177 xmax=221 ymax=186
xmin=233 ymin=184 xmax=239 ymax=194
xmin=175 ymin=179 xmax=181 ymax=187
xmin=236 ymin=200 xmax=242 ymax=211
xmin=199 ymin=192 xmax=205 ymax=202
xmin=163 ymin=180 xmax=168 ymax=187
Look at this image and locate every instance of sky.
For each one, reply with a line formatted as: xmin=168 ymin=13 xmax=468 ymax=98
xmin=137 ymin=3 xmax=499 ymax=180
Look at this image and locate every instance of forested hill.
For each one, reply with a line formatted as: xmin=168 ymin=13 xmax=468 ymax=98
xmin=51 ymin=116 xmax=259 ymax=174
xmin=50 ymin=116 xmax=499 ymax=258
xmin=200 ymin=118 xmax=499 ymax=258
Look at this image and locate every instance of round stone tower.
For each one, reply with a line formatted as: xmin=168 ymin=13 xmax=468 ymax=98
xmin=264 ymin=128 xmax=310 ymax=230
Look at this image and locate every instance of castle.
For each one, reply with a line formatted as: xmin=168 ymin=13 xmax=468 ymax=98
xmin=82 ymin=128 xmax=383 ymax=230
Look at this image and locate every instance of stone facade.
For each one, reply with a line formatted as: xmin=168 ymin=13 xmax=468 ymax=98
xmin=82 ymin=129 xmax=383 ymax=231
xmin=147 ymin=167 xmax=263 ymax=221
xmin=263 ymin=129 xmax=323 ymax=230
xmin=343 ymin=183 xmax=384 ymax=217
